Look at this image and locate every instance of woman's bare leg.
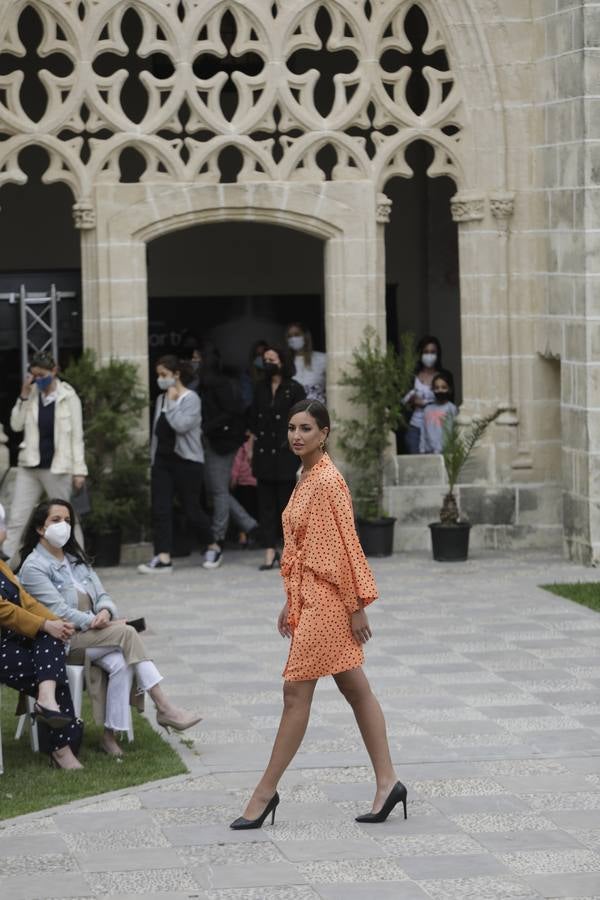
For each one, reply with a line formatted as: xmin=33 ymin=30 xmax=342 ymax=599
xmin=334 ymin=667 xmax=398 ymax=812
xmin=52 ymin=745 xmax=84 ymax=769
xmin=37 ymin=679 xmax=58 ymax=710
xmin=242 ymin=679 xmax=317 ymax=819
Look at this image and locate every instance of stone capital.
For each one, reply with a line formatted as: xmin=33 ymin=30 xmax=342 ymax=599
xmin=489 ymin=191 xmax=515 ymax=221
xmin=73 ymin=200 xmax=96 ymax=230
xmin=376 ymin=192 xmax=392 ymax=224
xmin=450 ymin=191 xmax=485 ymax=223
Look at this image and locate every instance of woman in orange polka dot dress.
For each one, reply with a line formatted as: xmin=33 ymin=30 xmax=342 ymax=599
xmin=231 ymin=399 xmax=407 ymax=830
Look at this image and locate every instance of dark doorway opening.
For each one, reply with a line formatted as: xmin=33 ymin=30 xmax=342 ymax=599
xmin=146 ymin=221 xmax=325 ymax=394
xmin=384 ymin=141 xmax=461 ymax=403
xmin=0 ymin=146 xmax=82 ymax=463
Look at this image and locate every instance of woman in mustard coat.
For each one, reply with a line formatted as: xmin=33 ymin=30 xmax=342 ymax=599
xmin=0 ymin=560 xmax=83 ymax=768
xmin=231 ymin=400 xmax=406 ymax=830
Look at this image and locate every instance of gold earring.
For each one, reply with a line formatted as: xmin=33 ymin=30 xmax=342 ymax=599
xmin=319 ymin=440 xmax=326 ymax=452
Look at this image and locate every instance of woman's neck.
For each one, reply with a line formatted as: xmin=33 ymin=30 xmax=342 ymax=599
xmin=43 ymin=378 xmax=58 ymax=395
xmin=302 ymin=449 xmax=324 ymax=471
xmin=270 ymin=375 xmax=282 ymax=391
xmin=40 ymin=538 xmax=64 ymax=561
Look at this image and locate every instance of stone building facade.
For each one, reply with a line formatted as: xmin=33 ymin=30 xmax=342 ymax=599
xmin=0 ymin=1 xmax=598 ymax=561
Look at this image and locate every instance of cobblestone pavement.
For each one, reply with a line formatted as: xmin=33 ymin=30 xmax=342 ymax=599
xmin=2 ymin=550 xmax=600 ymax=899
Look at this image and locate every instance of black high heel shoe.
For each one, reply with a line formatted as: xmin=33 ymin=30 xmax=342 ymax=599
xmin=355 ymin=781 xmax=407 ymax=823
xmin=230 ymin=792 xmax=279 ymax=830
xmin=33 ymin=702 xmax=74 ymax=730
xmin=259 ymin=551 xmax=280 ymax=571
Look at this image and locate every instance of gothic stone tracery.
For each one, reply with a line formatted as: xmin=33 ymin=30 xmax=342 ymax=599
xmin=0 ymin=0 xmax=465 ymax=207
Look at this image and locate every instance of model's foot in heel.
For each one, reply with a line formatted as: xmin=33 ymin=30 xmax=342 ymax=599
xmin=230 ymin=792 xmax=279 ymax=830
xmin=355 ymin=781 xmax=407 ymax=823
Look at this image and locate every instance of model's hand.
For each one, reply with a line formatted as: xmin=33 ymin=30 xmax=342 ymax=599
xmin=43 ymin=619 xmax=75 ymax=642
xmin=91 ymin=609 xmax=111 ymax=629
xmin=277 ymin=604 xmax=291 ymax=638
xmin=20 ymin=373 xmax=33 ymax=399
xmin=72 ymin=475 xmax=86 ymax=491
xmin=351 ymin=608 xmax=372 ymax=644
xmin=166 ymin=385 xmax=179 ymax=401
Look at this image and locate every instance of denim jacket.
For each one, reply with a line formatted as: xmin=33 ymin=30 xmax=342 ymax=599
xmin=19 ymin=544 xmax=118 ymax=631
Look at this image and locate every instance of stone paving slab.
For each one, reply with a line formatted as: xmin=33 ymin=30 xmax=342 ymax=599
xmin=2 ymin=551 xmax=600 ymax=898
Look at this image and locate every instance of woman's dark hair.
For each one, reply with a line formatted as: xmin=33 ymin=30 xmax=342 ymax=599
xmin=432 ymin=368 xmax=455 ymax=402
xmin=250 ymin=338 xmax=268 ymax=362
xmin=157 ymin=354 xmax=194 ymax=386
xmin=18 ymin=498 xmax=91 ymax=570
xmin=415 ymin=335 xmax=443 ymax=373
xmin=288 ymin=399 xmax=331 ymax=434
xmin=30 ymin=351 xmax=56 ymax=371
xmin=265 ymin=344 xmax=296 ymax=379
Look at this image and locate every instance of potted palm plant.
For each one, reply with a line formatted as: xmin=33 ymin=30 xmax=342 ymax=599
xmin=430 ymin=410 xmax=500 ymax=561
xmin=63 ymin=351 xmax=149 ymax=566
xmin=337 ymin=327 xmax=416 ymax=556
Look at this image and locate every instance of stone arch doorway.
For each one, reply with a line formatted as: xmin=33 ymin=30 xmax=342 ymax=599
xmin=146 ymin=220 xmax=325 ymax=382
xmin=83 ymin=179 xmax=384 ymax=421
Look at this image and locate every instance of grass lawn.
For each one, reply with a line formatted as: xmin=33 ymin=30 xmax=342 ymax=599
xmin=0 ymin=687 xmax=187 ymax=820
xmin=542 ymin=581 xmax=600 ymax=613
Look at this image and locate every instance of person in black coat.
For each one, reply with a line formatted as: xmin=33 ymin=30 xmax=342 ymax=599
xmin=248 ymin=346 xmax=305 ymax=570
xmin=199 ymin=343 xmax=259 ymax=561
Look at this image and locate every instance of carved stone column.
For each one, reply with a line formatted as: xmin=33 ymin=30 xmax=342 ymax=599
xmin=490 ymin=191 xmax=532 ymax=469
xmin=74 ymin=198 xmax=101 ymax=356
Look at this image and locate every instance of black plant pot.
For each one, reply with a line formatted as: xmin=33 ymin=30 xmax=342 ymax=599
xmin=429 ymin=522 xmax=471 ymax=562
xmin=357 ymin=517 xmax=396 ymax=557
xmin=87 ymin=528 xmax=122 ymax=567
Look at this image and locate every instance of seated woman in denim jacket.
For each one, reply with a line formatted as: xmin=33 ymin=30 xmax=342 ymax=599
xmin=0 ymin=559 xmax=83 ymax=769
xmin=18 ymin=498 xmax=201 ymax=757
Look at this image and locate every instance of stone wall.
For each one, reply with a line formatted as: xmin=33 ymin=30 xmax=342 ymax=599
xmin=384 ymin=454 xmax=563 ymax=553
xmin=0 ymin=1 xmax=597 ymax=559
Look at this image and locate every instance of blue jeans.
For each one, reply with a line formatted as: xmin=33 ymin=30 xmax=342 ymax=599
xmin=404 ymin=425 xmax=421 ymax=454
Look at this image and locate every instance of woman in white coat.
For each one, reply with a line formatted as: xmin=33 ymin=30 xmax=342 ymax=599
xmin=6 ymin=352 xmax=87 ymax=561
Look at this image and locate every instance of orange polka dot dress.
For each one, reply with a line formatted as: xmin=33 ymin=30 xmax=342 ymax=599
xmin=280 ymin=453 xmax=378 ymax=681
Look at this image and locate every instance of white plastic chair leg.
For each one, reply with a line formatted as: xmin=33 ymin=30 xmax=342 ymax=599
xmin=14 ymin=696 xmax=39 ymax=752
xmin=66 ymin=664 xmax=84 ymax=719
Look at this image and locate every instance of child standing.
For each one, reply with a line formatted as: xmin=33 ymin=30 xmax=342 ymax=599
xmin=420 ymin=370 xmax=458 ymax=454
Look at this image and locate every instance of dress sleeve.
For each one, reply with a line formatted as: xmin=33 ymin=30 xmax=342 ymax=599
xmin=325 ymin=477 xmax=378 ymax=612
xmin=0 ymin=562 xmax=58 ymax=638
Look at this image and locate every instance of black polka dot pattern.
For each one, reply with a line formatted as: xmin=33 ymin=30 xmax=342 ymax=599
xmin=0 ymin=571 xmax=83 ymax=755
xmin=280 ymin=454 xmax=378 ymax=682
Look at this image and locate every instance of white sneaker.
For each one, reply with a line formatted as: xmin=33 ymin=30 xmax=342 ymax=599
xmin=202 ymin=548 xmax=223 ymax=569
xmin=137 ymin=556 xmax=173 ymax=574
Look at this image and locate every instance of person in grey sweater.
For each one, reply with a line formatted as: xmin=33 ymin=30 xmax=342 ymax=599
xmin=138 ymin=356 xmax=221 ymax=574
xmin=419 ymin=370 xmax=458 ymax=454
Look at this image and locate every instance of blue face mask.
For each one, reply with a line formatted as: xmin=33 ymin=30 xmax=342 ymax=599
xmin=35 ymin=374 xmax=53 ymax=390
xmin=254 ymin=356 xmax=264 ymax=369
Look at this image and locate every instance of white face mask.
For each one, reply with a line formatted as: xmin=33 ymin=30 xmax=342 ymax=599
xmin=157 ymin=376 xmax=176 ymax=391
xmin=44 ymin=521 xmax=71 ymax=549
xmin=288 ymin=335 xmax=305 ymax=352
xmin=421 ymin=353 xmax=437 ymax=368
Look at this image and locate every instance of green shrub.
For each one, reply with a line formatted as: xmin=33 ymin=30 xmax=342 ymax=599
xmin=337 ymin=327 xmax=416 ymax=520
xmin=63 ymin=351 xmax=149 ymax=537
